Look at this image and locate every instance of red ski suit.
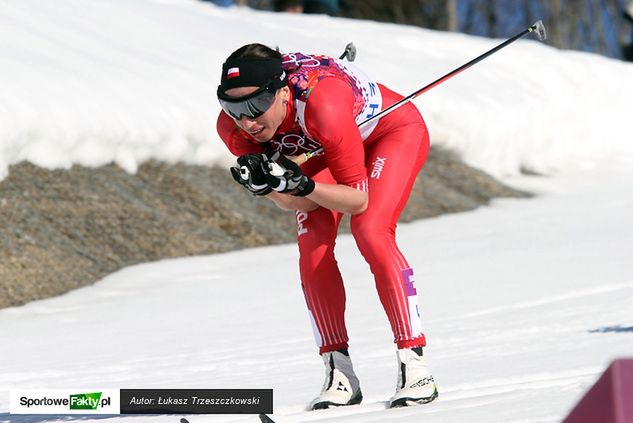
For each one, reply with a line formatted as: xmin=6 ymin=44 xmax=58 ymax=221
xmin=217 ymin=53 xmax=430 ymax=353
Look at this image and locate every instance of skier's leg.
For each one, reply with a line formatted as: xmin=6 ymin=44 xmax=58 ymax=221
xmin=298 ymin=169 xmax=363 ymax=409
xmin=351 ymin=121 xmax=429 ymax=349
xmin=351 ymin=119 xmax=438 ymax=406
xmin=297 ymin=170 xmax=348 ymax=354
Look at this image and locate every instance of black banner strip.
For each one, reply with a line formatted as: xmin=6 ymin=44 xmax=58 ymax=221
xmin=120 ymin=389 xmax=273 ymax=414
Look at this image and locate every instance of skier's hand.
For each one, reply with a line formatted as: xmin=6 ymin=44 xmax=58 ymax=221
xmin=230 ymin=154 xmax=273 ymax=196
xmin=260 ymin=154 xmax=315 ymax=197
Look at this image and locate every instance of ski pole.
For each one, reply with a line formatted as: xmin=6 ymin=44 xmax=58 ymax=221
xmin=291 ymin=20 xmax=547 ymax=165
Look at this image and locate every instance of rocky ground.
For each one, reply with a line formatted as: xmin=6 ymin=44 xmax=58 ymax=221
xmin=0 ymin=147 xmax=530 ymax=309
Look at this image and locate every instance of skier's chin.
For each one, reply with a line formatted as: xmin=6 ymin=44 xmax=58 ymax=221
xmin=252 ymin=127 xmax=274 ymax=142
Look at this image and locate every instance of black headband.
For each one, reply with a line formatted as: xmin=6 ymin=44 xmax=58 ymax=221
xmin=218 ymin=57 xmax=287 ymax=95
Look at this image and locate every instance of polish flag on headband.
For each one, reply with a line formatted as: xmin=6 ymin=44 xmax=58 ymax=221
xmin=227 ymin=67 xmax=240 ymax=79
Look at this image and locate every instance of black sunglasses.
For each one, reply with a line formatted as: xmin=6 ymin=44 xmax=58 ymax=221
xmin=217 ymin=80 xmax=278 ymax=120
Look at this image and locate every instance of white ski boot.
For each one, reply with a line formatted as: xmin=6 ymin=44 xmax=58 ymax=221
xmin=389 ymin=347 xmax=438 ymax=408
xmin=310 ymin=349 xmax=363 ymax=410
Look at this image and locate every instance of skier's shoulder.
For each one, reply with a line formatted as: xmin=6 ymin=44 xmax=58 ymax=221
xmin=304 ymin=77 xmax=355 ymax=123
xmin=281 ymin=52 xmax=334 ymax=75
xmin=216 ymin=111 xmax=263 ymax=156
xmin=216 ymin=110 xmax=239 ymax=143
xmin=282 ymin=52 xmax=350 ymax=101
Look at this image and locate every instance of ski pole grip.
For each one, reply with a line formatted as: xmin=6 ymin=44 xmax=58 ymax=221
xmin=288 ymin=151 xmax=316 ymax=166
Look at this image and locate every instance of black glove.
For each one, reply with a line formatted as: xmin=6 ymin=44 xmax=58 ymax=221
xmin=260 ymin=154 xmax=315 ymax=197
xmin=230 ymin=154 xmax=273 ymax=196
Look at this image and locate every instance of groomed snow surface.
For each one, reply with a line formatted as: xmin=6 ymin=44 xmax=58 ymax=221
xmin=1 ymin=0 xmax=633 ymax=422
xmin=1 ymin=166 xmax=632 ymax=423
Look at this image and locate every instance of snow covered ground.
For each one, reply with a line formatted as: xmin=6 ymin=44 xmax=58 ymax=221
xmin=1 ymin=165 xmax=632 ymax=423
xmin=1 ymin=0 xmax=633 ymax=422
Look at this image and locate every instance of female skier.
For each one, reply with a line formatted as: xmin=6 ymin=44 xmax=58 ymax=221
xmin=216 ymin=43 xmax=438 ymax=409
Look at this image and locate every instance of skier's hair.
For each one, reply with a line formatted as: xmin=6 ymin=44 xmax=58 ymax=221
xmin=226 ymin=43 xmax=282 ymax=61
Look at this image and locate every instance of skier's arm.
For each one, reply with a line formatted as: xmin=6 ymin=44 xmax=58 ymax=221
xmin=262 ymin=152 xmax=368 ymax=215
xmin=299 ymin=77 xmax=369 ymax=215
xmin=304 ymin=181 xmax=367 ymax=215
xmin=265 ymin=177 xmax=366 ymax=215
xmin=266 ymin=191 xmax=319 ymax=212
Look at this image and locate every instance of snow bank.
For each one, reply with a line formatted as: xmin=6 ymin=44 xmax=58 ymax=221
xmin=1 ymin=0 xmax=632 ymax=180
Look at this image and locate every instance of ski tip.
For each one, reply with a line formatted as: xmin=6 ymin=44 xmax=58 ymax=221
xmin=180 ymin=418 xmax=190 ymax=423
xmin=259 ymin=413 xmax=276 ymax=423
xmin=532 ymin=20 xmax=547 ymax=41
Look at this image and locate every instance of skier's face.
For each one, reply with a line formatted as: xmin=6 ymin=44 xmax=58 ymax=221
xmin=224 ymin=86 xmax=289 ymax=142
